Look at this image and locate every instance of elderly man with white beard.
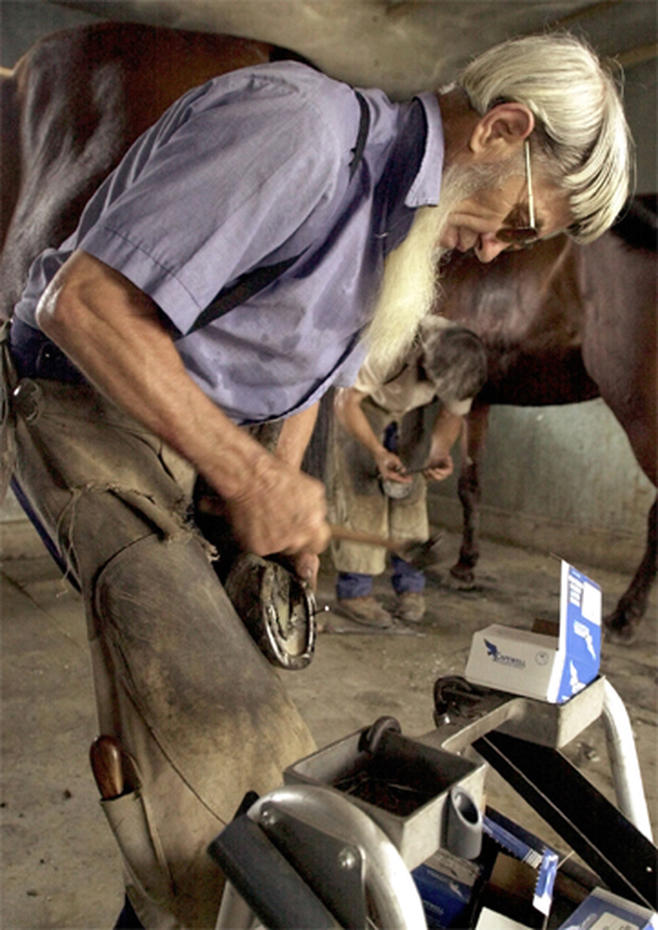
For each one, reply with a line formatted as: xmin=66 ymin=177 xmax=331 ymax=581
xmin=5 ymin=30 xmax=632 ymax=930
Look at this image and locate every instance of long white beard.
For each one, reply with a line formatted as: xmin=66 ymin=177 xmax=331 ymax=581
xmin=363 ymin=205 xmax=446 ymax=372
xmin=363 ymin=160 xmax=506 ymax=372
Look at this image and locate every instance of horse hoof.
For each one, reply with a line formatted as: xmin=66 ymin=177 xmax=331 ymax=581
xmin=449 ymin=564 xmax=476 ymax=590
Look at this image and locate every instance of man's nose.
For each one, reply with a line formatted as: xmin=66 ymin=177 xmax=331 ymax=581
xmin=474 ymin=234 xmax=508 ymax=263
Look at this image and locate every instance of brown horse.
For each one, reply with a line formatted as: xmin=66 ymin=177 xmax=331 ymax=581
xmin=436 ymin=201 xmax=657 ymax=644
xmin=0 ymin=20 xmax=303 ymax=320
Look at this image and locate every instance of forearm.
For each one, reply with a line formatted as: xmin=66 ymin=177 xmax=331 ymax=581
xmin=35 ymin=251 xmax=330 ymax=555
xmin=334 ymin=387 xmax=410 ymax=482
xmin=334 ymin=388 xmax=385 ymax=458
xmin=37 ymin=251 xmax=270 ymax=500
xmin=429 ymin=409 xmax=463 ymax=461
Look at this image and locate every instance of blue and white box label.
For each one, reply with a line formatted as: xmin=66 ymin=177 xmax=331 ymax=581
xmin=549 ymin=561 xmax=601 ymax=703
xmin=465 ymin=560 xmax=602 ymax=703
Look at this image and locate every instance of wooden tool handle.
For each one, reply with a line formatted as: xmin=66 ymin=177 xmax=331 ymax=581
xmin=329 ymin=524 xmax=402 ymax=552
xmin=90 ymin=735 xmax=124 ymax=800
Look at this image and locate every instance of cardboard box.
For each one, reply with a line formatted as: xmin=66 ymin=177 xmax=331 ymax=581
xmin=483 ymin=809 xmax=559 ymax=917
xmin=475 ymin=809 xmax=559 ymax=929
xmin=475 ymin=908 xmax=532 ymax=930
xmin=412 ymin=847 xmax=483 ymax=928
xmin=465 ymin=560 xmax=601 ymax=703
xmin=557 ymin=886 xmax=657 ymax=929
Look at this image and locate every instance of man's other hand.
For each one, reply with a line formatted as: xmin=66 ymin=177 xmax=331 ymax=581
xmin=374 ymin=448 xmax=413 ymax=484
xmin=423 ymin=455 xmax=454 ymax=482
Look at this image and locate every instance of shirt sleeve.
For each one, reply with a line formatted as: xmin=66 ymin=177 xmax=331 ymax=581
xmin=78 ymin=65 xmax=354 ymax=334
xmin=352 ymin=352 xmax=398 ymax=396
xmin=442 ymin=396 xmax=473 ymax=416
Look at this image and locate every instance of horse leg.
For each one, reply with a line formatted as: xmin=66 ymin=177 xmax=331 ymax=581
xmin=581 ymin=279 xmax=656 ymax=642
xmin=450 ymin=404 xmax=490 ymax=587
xmin=604 ymin=497 xmax=657 ymax=644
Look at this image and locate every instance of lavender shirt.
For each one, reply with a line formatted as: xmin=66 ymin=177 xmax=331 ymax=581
xmin=15 ymin=61 xmax=444 ymax=424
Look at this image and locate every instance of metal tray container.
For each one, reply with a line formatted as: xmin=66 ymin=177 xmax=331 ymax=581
xmin=285 ymin=723 xmax=486 ymax=869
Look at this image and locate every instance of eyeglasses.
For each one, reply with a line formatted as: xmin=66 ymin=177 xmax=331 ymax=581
xmin=495 ymin=140 xmax=538 ymax=247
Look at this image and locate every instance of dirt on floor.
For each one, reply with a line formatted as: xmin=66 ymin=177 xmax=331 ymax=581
xmin=1 ymin=528 xmax=656 ymax=928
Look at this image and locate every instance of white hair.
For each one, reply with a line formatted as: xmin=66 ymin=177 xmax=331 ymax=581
xmin=458 ymin=32 xmax=634 ymax=242
xmin=363 ymin=161 xmax=493 ymax=370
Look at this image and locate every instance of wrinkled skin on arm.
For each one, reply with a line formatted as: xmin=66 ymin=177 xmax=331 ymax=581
xmin=36 ymin=250 xmax=332 ymax=559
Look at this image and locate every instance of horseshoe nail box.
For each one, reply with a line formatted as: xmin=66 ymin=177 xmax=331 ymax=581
xmin=464 ymin=560 xmax=602 ymax=703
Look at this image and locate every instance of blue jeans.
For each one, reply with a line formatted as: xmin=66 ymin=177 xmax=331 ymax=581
xmin=337 ymin=555 xmax=425 ymax=598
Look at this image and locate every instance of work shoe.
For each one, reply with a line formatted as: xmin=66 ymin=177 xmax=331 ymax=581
xmin=336 ymin=596 xmax=395 ymax=629
xmin=395 ymin=592 xmax=426 ymax=623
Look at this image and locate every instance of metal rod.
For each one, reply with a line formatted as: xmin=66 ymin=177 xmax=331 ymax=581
xmin=601 ymin=679 xmax=654 ymax=841
xmin=247 ymin=785 xmax=427 ymax=930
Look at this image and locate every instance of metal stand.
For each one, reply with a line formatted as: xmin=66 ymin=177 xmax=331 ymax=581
xmin=601 ymin=678 xmax=653 ymax=840
xmin=428 ymin=674 xmax=653 ymax=839
xmin=209 ymin=675 xmax=657 ymax=929
xmin=473 ymin=731 xmax=655 ymax=908
xmin=211 ymin=785 xmax=427 ymax=930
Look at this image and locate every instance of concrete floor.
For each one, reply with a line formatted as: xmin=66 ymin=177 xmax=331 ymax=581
xmin=1 ymin=527 xmax=656 ymax=929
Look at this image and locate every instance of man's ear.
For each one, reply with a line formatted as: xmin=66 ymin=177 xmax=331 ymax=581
xmin=469 ymin=102 xmax=534 ymax=153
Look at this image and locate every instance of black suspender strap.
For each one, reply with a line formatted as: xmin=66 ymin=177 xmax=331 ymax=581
xmin=187 ymin=90 xmax=371 ymax=335
xmin=349 ymin=91 xmax=370 ymax=180
xmin=187 ymin=253 xmax=300 ymax=335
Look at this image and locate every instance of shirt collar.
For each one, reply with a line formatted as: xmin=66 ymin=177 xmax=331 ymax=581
xmin=404 ymin=91 xmax=444 ymax=208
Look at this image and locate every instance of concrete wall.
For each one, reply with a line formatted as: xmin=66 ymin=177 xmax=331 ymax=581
xmin=429 ymin=400 xmax=654 ymax=574
xmin=1 ymin=0 xmax=655 ymax=569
